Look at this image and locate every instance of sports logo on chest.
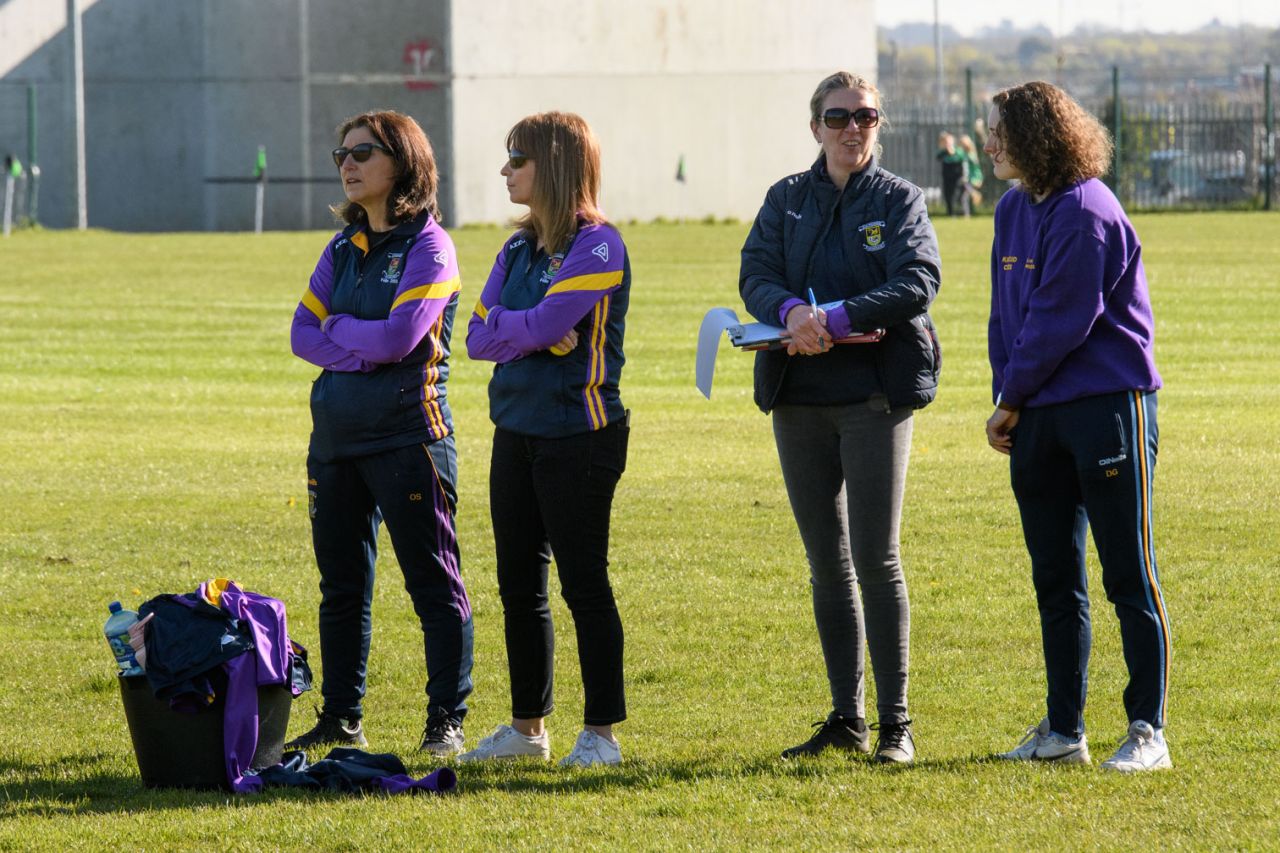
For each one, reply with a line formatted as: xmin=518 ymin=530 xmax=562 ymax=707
xmin=539 ymin=254 xmax=566 ymax=285
xmin=858 ymin=220 xmax=886 ymax=252
xmin=381 ymin=253 xmax=405 ymax=284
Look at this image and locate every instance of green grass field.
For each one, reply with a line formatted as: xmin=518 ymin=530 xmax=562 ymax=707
xmin=0 ymin=213 xmax=1277 ymax=849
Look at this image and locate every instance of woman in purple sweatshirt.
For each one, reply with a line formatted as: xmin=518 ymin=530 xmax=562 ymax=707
xmin=288 ymin=111 xmax=473 ymax=757
xmin=463 ymin=112 xmax=630 ymax=768
xmin=983 ymin=82 xmax=1171 ymax=772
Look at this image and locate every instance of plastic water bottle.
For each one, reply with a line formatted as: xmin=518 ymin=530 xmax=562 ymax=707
xmin=105 ymin=601 xmax=144 ymax=676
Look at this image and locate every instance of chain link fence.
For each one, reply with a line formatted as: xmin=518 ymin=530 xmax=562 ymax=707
xmin=878 ymin=67 xmax=1277 ymax=215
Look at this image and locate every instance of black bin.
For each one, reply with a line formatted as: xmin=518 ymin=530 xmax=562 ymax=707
xmin=119 ymin=674 xmax=292 ymax=790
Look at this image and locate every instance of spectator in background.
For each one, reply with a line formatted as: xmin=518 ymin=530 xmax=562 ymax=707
xmin=957 ymin=134 xmax=984 ymax=216
xmin=935 ymin=132 xmax=965 ymax=216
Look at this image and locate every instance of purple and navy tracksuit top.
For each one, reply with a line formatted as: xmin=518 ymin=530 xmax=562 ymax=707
xmin=291 ymin=211 xmax=460 ymax=462
xmin=466 ymin=222 xmax=629 ymax=438
xmin=989 ymin=177 xmax=1162 ymax=408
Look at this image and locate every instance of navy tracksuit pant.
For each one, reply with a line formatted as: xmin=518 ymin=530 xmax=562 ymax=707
xmin=1009 ymin=390 xmax=1170 ymax=739
xmin=307 ymin=437 xmax=473 ymax=722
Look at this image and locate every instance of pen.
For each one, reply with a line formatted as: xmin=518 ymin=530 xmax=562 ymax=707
xmin=808 ymin=288 xmax=825 ymax=351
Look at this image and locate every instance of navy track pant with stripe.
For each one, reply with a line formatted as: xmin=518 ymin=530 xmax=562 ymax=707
xmin=1009 ymin=390 xmax=1170 ymax=738
xmin=307 ymin=437 xmax=474 ymax=721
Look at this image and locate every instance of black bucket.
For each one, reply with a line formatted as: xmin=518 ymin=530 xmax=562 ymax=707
xmin=119 ymin=674 xmax=292 ymax=790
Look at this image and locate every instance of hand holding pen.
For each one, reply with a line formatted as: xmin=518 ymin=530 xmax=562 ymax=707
xmin=784 ymin=288 xmax=829 ymax=356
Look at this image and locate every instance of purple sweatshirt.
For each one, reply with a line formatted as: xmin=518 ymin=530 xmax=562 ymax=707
xmin=989 ymin=178 xmax=1161 ymax=409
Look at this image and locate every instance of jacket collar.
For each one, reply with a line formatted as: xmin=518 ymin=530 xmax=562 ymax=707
xmin=342 ymin=209 xmax=431 ymax=241
xmin=810 ymin=153 xmax=881 ymax=199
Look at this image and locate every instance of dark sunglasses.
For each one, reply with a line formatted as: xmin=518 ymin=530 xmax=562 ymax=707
xmin=332 ymin=142 xmax=393 ymax=168
xmin=821 ymin=107 xmax=880 ymax=130
xmin=507 ymin=151 xmax=532 ymax=169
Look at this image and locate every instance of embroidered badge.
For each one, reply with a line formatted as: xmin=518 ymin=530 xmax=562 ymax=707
xmin=540 ymin=254 xmax=565 ymax=284
xmin=859 ymin=220 xmax=886 ymax=251
xmin=591 ymin=242 xmax=610 ymax=263
xmin=381 ymin=253 xmax=404 ymax=284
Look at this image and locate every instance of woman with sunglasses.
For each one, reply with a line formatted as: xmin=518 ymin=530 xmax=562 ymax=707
xmin=984 ymin=82 xmax=1169 ymax=772
xmin=288 ymin=110 xmax=474 ymax=756
xmin=740 ymin=71 xmax=941 ymax=764
xmin=463 ymin=112 xmax=631 ymax=768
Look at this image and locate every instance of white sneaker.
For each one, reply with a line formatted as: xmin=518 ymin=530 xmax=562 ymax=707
xmin=998 ymin=717 xmax=1091 ymax=764
xmin=559 ymin=729 xmax=622 ymax=767
xmin=457 ymin=725 xmax=550 ymax=763
xmin=1101 ymin=721 xmax=1172 ymax=772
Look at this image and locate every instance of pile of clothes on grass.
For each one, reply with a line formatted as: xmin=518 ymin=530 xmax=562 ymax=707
xmin=126 ymin=578 xmax=455 ymax=794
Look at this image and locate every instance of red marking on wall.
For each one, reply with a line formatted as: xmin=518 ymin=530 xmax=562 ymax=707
xmin=403 ymin=40 xmax=438 ymax=91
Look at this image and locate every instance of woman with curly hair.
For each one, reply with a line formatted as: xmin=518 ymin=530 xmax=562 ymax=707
xmin=983 ymin=82 xmax=1171 ymax=772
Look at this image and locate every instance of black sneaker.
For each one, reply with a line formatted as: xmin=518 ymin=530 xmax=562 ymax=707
xmin=872 ymin=719 xmax=915 ymax=765
xmin=420 ymin=708 xmax=465 ymax=756
xmin=781 ymin=713 xmax=871 ymax=759
xmin=284 ymin=709 xmax=367 ymax=750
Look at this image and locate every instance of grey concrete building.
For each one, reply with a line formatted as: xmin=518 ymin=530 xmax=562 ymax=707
xmin=1 ymin=0 xmax=875 ymax=231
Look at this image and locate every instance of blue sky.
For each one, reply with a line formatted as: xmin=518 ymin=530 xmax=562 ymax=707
xmin=876 ymin=0 xmax=1280 ymax=36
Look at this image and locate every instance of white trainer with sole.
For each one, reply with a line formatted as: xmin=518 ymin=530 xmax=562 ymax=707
xmin=457 ymin=725 xmax=551 ymax=763
xmin=1101 ymin=720 xmax=1172 ymax=772
xmin=560 ymin=730 xmax=622 ymax=767
xmin=998 ymin=717 xmax=1091 ymax=764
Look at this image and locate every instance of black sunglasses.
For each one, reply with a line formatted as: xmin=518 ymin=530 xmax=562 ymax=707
xmin=507 ymin=150 xmax=532 ymax=170
xmin=332 ymin=142 xmax=393 ymax=168
xmin=821 ymin=107 xmax=880 ymax=130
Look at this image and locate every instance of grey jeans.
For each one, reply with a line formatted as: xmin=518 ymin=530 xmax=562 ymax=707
xmin=772 ymin=402 xmax=913 ymax=724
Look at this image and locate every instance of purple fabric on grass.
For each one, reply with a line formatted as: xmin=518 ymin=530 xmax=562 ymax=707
xmin=371 ymin=767 xmax=459 ymax=794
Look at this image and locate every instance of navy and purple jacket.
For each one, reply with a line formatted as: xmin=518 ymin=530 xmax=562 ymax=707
xmin=989 ymin=178 xmax=1162 ymax=409
xmin=291 ymin=211 xmax=461 ymax=462
xmin=466 ymin=223 xmax=629 ymax=438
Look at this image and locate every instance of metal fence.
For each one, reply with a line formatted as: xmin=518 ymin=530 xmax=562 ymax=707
xmin=878 ymin=67 xmax=1277 ymax=215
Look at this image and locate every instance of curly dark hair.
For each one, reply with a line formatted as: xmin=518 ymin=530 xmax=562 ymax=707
xmin=331 ymin=110 xmax=440 ymax=226
xmin=992 ymin=81 xmax=1112 ymax=197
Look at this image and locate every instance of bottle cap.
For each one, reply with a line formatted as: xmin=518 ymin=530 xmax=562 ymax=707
xmin=109 ymin=601 xmax=122 ymax=612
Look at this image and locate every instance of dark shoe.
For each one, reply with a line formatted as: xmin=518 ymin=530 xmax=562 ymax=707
xmin=285 ymin=709 xmax=367 ymax=750
xmin=781 ymin=713 xmax=870 ymax=759
xmin=872 ymin=719 xmax=915 ymax=765
xmin=419 ymin=708 xmax=465 ymax=756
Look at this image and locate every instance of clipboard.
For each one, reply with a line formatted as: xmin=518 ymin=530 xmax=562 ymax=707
xmin=695 ymin=306 xmax=884 ymax=399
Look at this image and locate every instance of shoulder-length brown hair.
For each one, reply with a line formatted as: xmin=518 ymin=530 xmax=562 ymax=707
xmin=992 ymin=81 xmax=1112 ymax=197
xmin=332 ymin=110 xmax=440 ymax=226
xmin=506 ymin=112 xmax=608 ymax=254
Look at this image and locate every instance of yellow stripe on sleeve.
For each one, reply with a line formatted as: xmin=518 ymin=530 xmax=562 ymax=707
xmin=584 ymin=297 xmax=609 ymax=429
xmin=390 ymin=276 xmax=461 ymax=312
xmin=301 ymin=289 xmax=329 ymax=322
xmin=473 ymin=299 xmax=489 ymax=321
xmin=545 ymin=270 xmax=622 ymax=296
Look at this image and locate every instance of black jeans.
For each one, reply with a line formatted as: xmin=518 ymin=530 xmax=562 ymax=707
xmin=308 ymin=438 xmax=474 ymax=722
xmin=489 ymin=419 xmax=628 ymax=726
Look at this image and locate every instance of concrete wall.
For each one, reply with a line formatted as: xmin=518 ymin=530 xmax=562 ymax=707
xmin=450 ymin=0 xmax=877 ymax=225
xmin=0 ymin=0 xmax=875 ymax=231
